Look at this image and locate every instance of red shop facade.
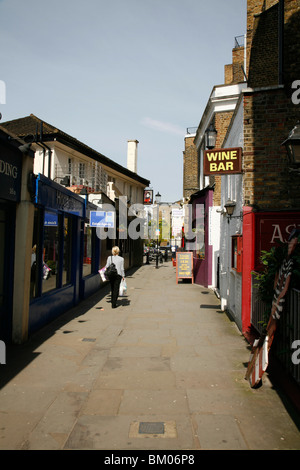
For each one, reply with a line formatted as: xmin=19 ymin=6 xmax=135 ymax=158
xmin=242 ymin=209 xmax=300 ymax=339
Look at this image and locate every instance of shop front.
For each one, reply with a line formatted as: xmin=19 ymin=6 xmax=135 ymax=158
xmin=29 ymin=174 xmax=86 ymax=334
xmin=187 ymin=188 xmax=213 ymax=288
xmin=81 ymin=200 xmax=101 ymax=298
xmin=242 ymin=209 xmax=300 ymax=337
xmin=0 ymin=132 xmax=22 ymax=341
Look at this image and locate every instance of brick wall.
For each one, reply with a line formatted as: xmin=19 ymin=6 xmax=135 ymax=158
xmin=183 ymin=135 xmax=199 ymax=199
xmin=244 ymin=88 xmax=300 ymax=210
xmin=248 ymin=4 xmax=279 ymax=87
xmin=246 ymin=0 xmax=278 ymax=75
xmin=284 ymin=1 xmax=300 ymax=91
xmin=225 ymin=46 xmax=245 ymax=84
xmin=244 ymin=0 xmax=300 ymax=210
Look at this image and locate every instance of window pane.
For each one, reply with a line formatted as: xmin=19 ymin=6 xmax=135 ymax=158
xmin=30 ymin=208 xmax=40 ymax=299
xmin=63 ymin=216 xmax=73 ymax=286
xmin=195 ymin=204 xmax=205 ymax=259
xmin=0 ymin=210 xmax=5 ymax=306
xmin=83 ymin=224 xmax=92 ymax=277
xmin=232 ymin=237 xmax=238 ymax=269
xmin=42 ymin=211 xmax=59 ymax=294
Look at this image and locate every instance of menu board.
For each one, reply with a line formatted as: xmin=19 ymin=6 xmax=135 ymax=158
xmin=176 ymin=252 xmax=193 ymax=284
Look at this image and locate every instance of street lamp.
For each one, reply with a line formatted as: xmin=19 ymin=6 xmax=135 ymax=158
xmin=205 ymin=122 xmax=217 ymax=150
xmin=224 ymin=199 xmax=243 ymax=224
xmin=282 ymin=122 xmax=300 ymax=173
xmin=155 ymin=192 xmax=161 ymax=268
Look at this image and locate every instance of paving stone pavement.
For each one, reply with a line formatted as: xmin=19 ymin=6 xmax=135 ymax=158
xmin=0 ymin=261 xmax=300 ymax=451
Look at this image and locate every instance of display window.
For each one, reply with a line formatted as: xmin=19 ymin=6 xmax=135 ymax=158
xmin=63 ymin=215 xmax=73 ymax=286
xmin=42 ymin=211 xmax=60 ymax=293
xmin=30 ymin=208 xmax=75 ymax=298
xmin=0 ymin=209 xmax=5 ymax=307
xmin=194 ymin=204 xmax=205 ymax=259
xmin=83 ymin=224 xmax=93 ymax=277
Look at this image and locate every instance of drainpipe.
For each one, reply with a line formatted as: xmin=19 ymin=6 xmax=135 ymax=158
xmin=34 ymin=122 xmax=52 ymax=178
xmin=278 ymin=0 xmax=284 ymax=85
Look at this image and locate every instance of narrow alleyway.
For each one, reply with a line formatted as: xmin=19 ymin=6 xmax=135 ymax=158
xmin=0 ymin=260 xmax=300 ymax=450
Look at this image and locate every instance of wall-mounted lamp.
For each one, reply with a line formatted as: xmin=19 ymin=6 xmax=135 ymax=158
xmin=205 ymin=122 xmax=217 ymax=150
xmin=282 ymin=122 xmax=300 ymax=174
xmin=155 ymin=192 xmax=161 ymax=268
xmin=224 ymin=199 xmax=243 ymax=223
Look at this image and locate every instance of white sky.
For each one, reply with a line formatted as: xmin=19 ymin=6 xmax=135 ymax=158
xmin=0 ymin=0 xmax=246 ymax=202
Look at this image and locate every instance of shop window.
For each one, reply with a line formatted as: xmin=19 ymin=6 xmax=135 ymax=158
xmin=63 ymin=215 xmax=73 ymax=286
xmin=83 ymin=224 xmax=93 ymax=277
xmin=231 ymin=235 xmax=242 ymax=273
xmin=42 ymin=211 xmax=59 ymax=294
xmin=30 ymin=209 xmax=76 ymax=298
xmin=0 ymin=210 xmax=5 ymax=306
xmin=31 ymin=208 xmax=42 ymax=299
xmin=193 ymin=204 xmax=205 ymax=259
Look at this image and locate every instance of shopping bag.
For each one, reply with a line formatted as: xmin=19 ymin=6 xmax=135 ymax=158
xmin=42 ymin=262 xmax=51 ymax=280
xmin=119 ymin=279 xmax=127 ymax=296
xmin=98 ymin=267 xmax=107 ymax=282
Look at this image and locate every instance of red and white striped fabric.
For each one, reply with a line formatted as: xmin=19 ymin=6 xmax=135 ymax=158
xmin=246 ymin=235 xmax=298 ymax=388
xmin=247 ymin=336 xmax=269 ymax=388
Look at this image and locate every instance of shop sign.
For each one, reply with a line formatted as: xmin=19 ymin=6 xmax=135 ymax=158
xmin=90 ymin=210 xmax=115 ymax=228
xmin=255 ymin=212 xmax=300 ymax=270
xmin=143 ymin=189 xmax=153 ymax=205
xmin=0 ymin=147 xmax=22 ymax=202
xmin=203 ymin=147 xmax=242 ymax=175
xmin=44 ymin=212 xmax=58 ymax=226
xmin=36 ymin=174 xmax=84 ymax=217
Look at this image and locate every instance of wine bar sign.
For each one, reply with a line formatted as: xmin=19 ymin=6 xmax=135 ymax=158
xmin=203 ymin=147 xmax=242 ymax=175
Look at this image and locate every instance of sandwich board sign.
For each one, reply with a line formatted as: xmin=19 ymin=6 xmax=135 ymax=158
xmin=176 ymin=252 xmax=193 ymax=284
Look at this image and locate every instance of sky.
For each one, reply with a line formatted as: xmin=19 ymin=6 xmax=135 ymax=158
xmin=0 ymin=0 xmax=246 ymax=202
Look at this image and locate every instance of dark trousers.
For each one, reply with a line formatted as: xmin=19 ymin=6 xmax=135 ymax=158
xmin=110 ymin=274 xmax=122 ymax=308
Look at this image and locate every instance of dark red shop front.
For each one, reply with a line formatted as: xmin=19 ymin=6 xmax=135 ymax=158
xmin=242 ymin=209 xmax=300 ymax=339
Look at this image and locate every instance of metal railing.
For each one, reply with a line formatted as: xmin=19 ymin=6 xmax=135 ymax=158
xmin=251 ymin=272 xmax=300 ymax=385
xmin=54 ymin=161 xmax=108 ymax=193
xmin=186 ymin=127 xmax=197 ymax=135
xmin=251 ymin=272 xmax=268 ymax=334
xmin=234 ymin=35 xmax=245 ymax=48
xmin=274 ymin=288 xmax=300 ymax=385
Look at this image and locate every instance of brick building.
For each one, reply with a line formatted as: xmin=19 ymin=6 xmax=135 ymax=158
xmin=241 ymin=0 xmax=300 ymax=340
xmin=183 ymin=0 xmax=300 ymax=339
xmin=183 ymin=34 xmax=247 ymax=289
xmin=183 ymin=128 xmax=198 ymax=201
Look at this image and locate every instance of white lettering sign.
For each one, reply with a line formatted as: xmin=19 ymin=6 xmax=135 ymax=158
xmin=270 ymin=223 xmax=300 ymax=244
xmin=0 ymin=160 xmax=18 ymax=179
xmin=291 ymin=80 xmax=300 ymax=105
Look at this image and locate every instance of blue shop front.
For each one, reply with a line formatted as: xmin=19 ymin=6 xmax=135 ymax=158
xmin=0 ymin=131 xmax=23 ymax=342
xmin=30 ymin=174 xmax=101 ymax=334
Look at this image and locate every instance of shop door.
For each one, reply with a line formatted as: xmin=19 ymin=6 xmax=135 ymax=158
xmin=0 ymin=205 xmax=15 ymax=342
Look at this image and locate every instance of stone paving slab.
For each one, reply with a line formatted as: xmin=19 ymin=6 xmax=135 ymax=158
xmin=0 ymin=261 xmax=300 ymax=450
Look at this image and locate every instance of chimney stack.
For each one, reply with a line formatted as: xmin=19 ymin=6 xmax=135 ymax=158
xmin=127 ymin=140 xmax=139 ymax=173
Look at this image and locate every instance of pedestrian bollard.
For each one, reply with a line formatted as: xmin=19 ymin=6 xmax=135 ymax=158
xmin=146 ymin=252 xmax=150 ymax=264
